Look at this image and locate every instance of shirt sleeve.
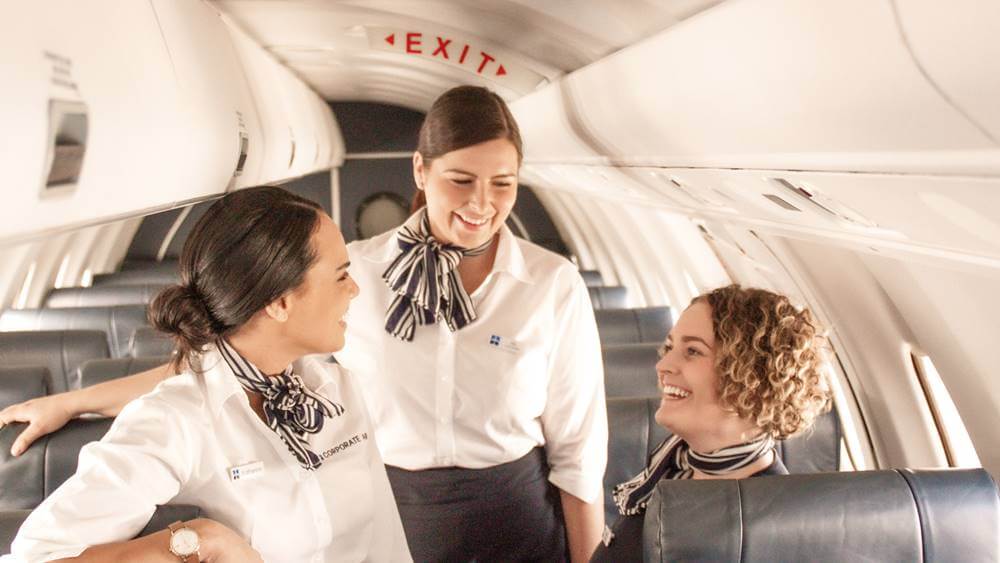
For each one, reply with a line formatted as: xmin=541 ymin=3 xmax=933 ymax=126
xmin=541 ymin=271 xmax=609 ymax=504
xmin=10 ymin=393 xmax=200 ymax=562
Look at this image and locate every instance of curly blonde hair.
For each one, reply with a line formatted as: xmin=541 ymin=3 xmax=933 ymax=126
xmin=696 ymin=284 xmax=832 ymax=440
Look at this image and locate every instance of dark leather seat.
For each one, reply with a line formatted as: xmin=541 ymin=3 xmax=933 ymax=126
xmin=129 ymin=327 xmax=175 ymax=357
xmin=595 ymin=307 xmax=673 ymax=345
xmin=78 ymin=356 xmax=171 ymax=388
xmin=643 ymin=467 xmax=999 ymax=562
xmin=603 ymin=343 xmax=659 ymax=398
xmin=579 ymin=270 xmax=604 ymax=287
xmin=0 ymin=305 xmax=149 ymax=358
xmin=0 ymin=367 xmax=48 ymax=411
xmin=0 ymin=331 xmax=110 ymax=394
xmin=91 ymin=261 xmax=179 ymax=286
xmin=604 ymin=399 xmax=843 ymax=525
xmin=44 ymin=284 xmax=166 ymax=308
xmin=0 ymin=419 xmax=113 ymax=509
xmin=604 ymin=397 xmax=669 ymax=524
xmin=0 ymin=505 xmax=202 ymax=554
xmin=777 ymin=405 xmax=842 ymax=473
xmin=588 ymin=286 xmax=628 ymax=309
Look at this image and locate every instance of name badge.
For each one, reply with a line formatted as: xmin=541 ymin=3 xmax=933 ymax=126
xmin=228 ymin=460 xmax=264 ymax=482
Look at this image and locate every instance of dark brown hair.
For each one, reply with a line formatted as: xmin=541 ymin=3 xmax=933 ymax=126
xmin=149 ymin=187 xmax=323 ymax=370
xmin=411 ymin=85 xmax=523 ymax=213
xmin=695 ymin=284 xmax=832 ymax=439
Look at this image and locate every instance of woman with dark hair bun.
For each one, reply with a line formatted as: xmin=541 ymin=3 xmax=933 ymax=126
xmin=336 ymin=85 xmax=608 ymax=562
xmin=6 ymin=187 xmax=411 ymax=562
xmin=2 ymin=86 xmax=607 ymax=562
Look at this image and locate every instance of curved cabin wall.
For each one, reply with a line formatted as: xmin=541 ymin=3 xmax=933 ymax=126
xmin=510 ymin=0 xmax=1000 ymax=476
xmin=0 ymin=0 xmax=344 ymax=246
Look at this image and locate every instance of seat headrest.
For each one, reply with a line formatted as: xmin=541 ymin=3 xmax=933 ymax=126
xmin=129 ymin=327 xmax=175 ymax=358
xmin=77 ymin=356 xmax=172 ymax=388
xmin=777 ymin=405 xmax=841 ymax=473
xmin=0 ymin=366 xmax=48 ymax=410
xmin=644 ymin=468 xmax=1000 ymax=562
xmin=0 ymin=331 xmax=110 ymax=393
xmin=588 ymin=286 xmax=628 ymax=309
xmin=602 ymin=343 xmax=660 ymax=398
xmin=0 ymin=418 xmax=114 ymax=510
xmin=595 ymin=307 xmax=673 ymax=345
xmin=44 ymin=284 xmax=167 ymax=308
xmin=91 ymin=262 xmax=179 ymax=286
xmin=0 ymin=306 xmax=149 ymax=358
xmin=604 ymin=397 xmax=669 ymax=524
xmin=579 ymin=270 xmax=604 ymax=287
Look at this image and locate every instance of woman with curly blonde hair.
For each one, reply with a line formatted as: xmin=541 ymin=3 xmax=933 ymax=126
xmin=591 ymin=284 xmax=832 ymax=561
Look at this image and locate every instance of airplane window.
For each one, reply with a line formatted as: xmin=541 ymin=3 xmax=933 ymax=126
xmin=355 ymin=191 xmax=410 ymax=239
xmin=911 ymin=352 xmax=981 ymax=468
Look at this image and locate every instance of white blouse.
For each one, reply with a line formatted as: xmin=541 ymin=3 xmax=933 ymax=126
xmin=336 ymin=223 xmax=608 ymax=503
xmin=8 ymin=347 xmax=411 ymax=563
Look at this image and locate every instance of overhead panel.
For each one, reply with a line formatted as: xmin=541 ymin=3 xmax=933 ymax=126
xmin=512 ymin=0 xmax=1000 ymax=175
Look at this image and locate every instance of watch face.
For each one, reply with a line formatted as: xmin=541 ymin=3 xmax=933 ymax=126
xmin=171 ymin=528 xmax=199 ymax=555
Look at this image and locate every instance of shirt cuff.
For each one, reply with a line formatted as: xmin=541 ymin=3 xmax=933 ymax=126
xmin=548 ymin=467 xmax=604 ymax=504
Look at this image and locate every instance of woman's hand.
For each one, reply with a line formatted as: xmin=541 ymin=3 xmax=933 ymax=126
xmin=190 ymin=518 xmax=264 ymax=563
xmin=0 ymin=394 xmax=76 ymax=456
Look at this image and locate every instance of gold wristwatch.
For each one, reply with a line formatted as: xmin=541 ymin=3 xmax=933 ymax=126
xmin=167 ymin=520 xmax=201 ymax=562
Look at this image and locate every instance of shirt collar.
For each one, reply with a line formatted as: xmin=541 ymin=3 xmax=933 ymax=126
xmin=363 ymin=210 xmax=535 ymax=285
xmin=199 ymin=344 xmax=248 ymax=419
xmin=200 ymin=343 xmax=327 ymax=418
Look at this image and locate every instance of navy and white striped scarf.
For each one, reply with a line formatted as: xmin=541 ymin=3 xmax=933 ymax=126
xmin=612 ymin=433 xmax=775 ymax=515
xmin=218 ymin=339 xmax=345 ymax=471
xmin=382 ymin=209 xmax=493 ymax=342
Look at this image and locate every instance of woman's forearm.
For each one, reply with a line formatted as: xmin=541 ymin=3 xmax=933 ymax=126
xmin=52 ymin=518 xmax=252 ymax=563
xmin=68 ymin=363 xmax=174 ymax=417
xmin=559 ymin=489 xmax=604 ymax=563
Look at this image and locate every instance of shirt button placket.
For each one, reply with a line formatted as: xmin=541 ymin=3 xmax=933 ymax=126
xmin=435 ymin=322 xmax=456 ymax=466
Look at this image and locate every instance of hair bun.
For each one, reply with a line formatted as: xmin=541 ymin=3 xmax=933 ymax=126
xmin=148 ymin=284 xmax=217 ymax=359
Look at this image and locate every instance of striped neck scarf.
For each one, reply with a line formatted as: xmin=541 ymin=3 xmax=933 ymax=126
xmin=382 ymin=209 xmax=493 ymax=342
xmin=612 ymin=433 xmax=775 ymax=515
xmin=218 ymin=339 xmax=345 ymax=471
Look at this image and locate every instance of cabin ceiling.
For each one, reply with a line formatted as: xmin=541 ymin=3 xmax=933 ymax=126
xmin=210 ymin=0 xmax=724 ymax=110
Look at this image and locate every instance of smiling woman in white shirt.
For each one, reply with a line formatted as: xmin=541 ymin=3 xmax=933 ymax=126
xmin=0 ymin=86 xmax=607 ymax=563
xmin=335 ymin=86 xmax=607 ymax=562
xmin=5 ymin=187 xmax=410 ymax=562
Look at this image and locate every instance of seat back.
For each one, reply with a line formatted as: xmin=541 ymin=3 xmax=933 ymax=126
xmin=602 ymin=343 xmax=659 ymax=398
xmin=0 ymin=306 xmax=149 ymax=358
xmin=129 ymin=327 xmax=175 ymax=357
xmin=91 ymin=262 xmax=179 ymax=286
xmin=777 ymin=405 xmax=841 ymax=473
xmin=643 ymin=468 xmax=1000 ymax=562
xmin=0 ymin=367 xmax=48 ymax=411
xmin=579 ymin=270 xmax=604 ymax=287
xmin=604 ymin=397 xmax=669 ymax=524
xmin=0 ymin=331 xmax=110 ymax=394
xmin=588 ymin=286 xmax=628 ymax=309
xmin=595 ymin=307 xmax=672 ymax=345
xmin=44 ymin=284 xmax=166 ymax=308
xmin=0 ymin=418 xmax=114 ymax=509
xmin=78 ymin=356 xmax=172 ymax=388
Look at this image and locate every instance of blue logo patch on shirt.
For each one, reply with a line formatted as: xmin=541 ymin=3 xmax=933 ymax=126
xmin=489 ymin=335 xmax=501 ymax=346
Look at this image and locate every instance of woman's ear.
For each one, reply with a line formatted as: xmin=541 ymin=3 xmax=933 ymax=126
xmin=264 ymin=294 xmax=292 ymax=323
xmin=412 ymin=151 xmax=426 ymax=190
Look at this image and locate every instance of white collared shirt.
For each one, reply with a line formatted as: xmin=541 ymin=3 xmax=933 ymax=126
xmin=9 ymin=347 xmax=411 ymax=563
xmin=336 ymin=221 xmax=608 ymax=503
